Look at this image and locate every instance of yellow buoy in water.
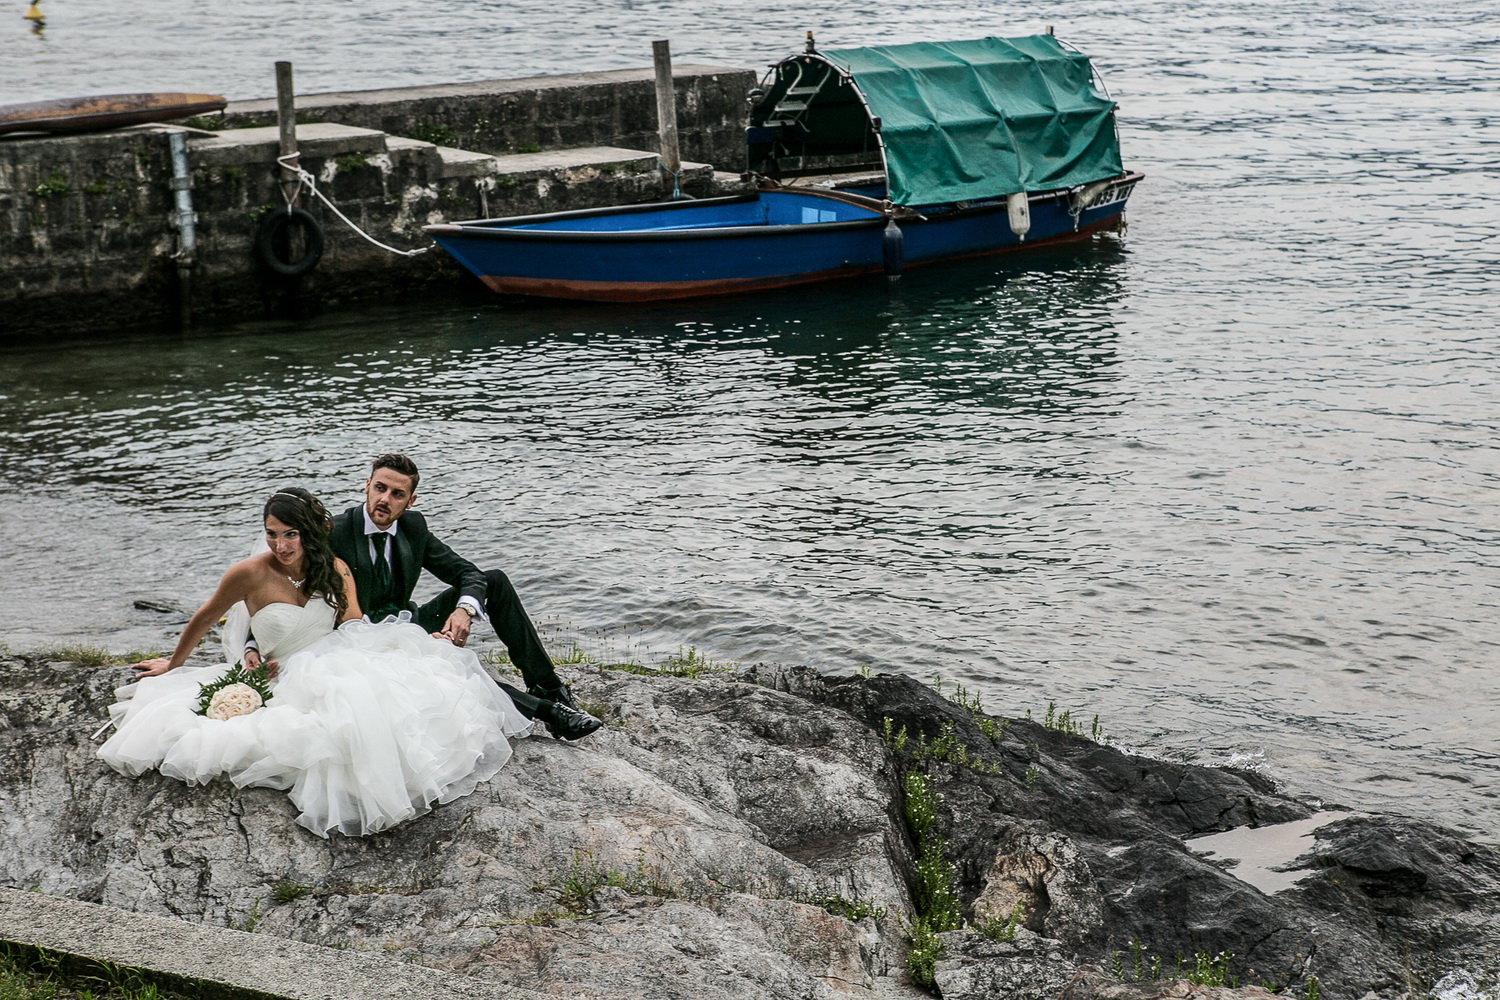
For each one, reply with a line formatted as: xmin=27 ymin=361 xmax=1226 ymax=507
xmin=22 ymin=1 xmax=44 ymax=22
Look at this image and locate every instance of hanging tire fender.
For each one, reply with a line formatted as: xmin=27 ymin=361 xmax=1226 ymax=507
xmin=255 ymin=206 xmax=324 ymax=277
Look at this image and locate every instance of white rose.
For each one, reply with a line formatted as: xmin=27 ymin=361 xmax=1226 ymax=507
xmin=207 ymin=682 xmax=264 ymax=721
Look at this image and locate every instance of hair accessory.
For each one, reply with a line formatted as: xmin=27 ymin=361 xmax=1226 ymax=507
xmin=271 ymin=490 xmax=308 ymax=503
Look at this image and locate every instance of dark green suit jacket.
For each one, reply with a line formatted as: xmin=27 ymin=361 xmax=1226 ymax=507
xmin=330 ymin=504 xmax=486 ymax=616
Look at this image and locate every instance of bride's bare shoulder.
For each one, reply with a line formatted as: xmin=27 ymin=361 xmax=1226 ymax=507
xmin=224 ymin=553 xmax=275 ymax=583
xmin=199 ymin=554 xmax=271 ymax=608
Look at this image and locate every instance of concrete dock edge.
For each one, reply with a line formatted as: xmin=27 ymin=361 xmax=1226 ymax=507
xmin=0 ymin=887 xmax=555 ymax=1000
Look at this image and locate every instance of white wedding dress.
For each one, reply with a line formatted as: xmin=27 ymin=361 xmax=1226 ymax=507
xmin=98 ymin=599 xmax=531 ymax=837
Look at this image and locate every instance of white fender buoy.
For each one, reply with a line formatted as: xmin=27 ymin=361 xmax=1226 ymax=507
xmin=1007 ymin=192 xmax=1030 ymax=241
xmin=1070 ymin=179 xmax=1114 ymax=223
xmin=882 ymin=218 xmax=904 ymax=279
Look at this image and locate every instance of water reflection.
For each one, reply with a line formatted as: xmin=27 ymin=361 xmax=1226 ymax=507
xmin=3 ymin=0 xmax=1499 ymax=841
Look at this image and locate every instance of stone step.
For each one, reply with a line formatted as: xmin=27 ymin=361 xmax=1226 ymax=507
xmin=185 ymin=126 xmax=740 ymax=199
xmin=433 ymin=143 xmax=499 ymax=178
xmin=188 ymin=122 xmax=387 ymax=168
xmin=426 ymin=142 xmax=725 ymax=188
xmin=490 ymin=145 xmax=661 ymax=176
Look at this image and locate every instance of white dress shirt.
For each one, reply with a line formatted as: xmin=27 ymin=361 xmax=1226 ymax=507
xmin=362 ymin=508 xmax=483 ymax=620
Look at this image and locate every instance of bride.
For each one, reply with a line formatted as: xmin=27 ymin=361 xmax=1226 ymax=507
xmin=99 ymin=487 xmax=534 ymax=838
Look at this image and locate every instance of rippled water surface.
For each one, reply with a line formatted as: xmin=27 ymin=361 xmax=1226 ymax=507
xmin=3 ymin=2 xmax=1498 ymax=839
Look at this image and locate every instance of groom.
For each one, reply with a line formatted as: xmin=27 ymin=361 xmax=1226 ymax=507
xmin=331 ymin=453 xmax=599 ymax=741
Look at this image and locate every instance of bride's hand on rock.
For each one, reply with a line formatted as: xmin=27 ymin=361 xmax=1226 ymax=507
xmin=131 ymin=657 xmax=172 ymax=679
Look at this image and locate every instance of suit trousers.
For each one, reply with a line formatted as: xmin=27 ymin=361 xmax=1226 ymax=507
xmin=414 ymin=568 xmax=566 ymax=705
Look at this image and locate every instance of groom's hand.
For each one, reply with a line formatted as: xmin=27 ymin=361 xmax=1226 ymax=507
xmin=436 ymin=607 xmax=472 ymax=647
xmin=243 ymin=649 xmax=280 ymax=679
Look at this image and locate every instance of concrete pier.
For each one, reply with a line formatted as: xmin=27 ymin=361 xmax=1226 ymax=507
xmin=197 ymin=66 xmax=752 ymax=169
xmin=0 ymin=887 xmax=554 ymax=1000
xmin=0 ymin=65 xmax=756 ymax=337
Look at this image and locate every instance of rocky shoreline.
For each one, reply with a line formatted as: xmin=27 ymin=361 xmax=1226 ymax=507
xmin=1 ymin=651 xmax=1496 ymax=999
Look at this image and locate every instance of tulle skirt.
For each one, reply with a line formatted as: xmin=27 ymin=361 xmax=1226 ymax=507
xmin=99 ymin=619 xmax=531 ymax=837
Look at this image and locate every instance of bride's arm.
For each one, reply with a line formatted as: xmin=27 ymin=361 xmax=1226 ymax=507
xmin=132 ymin=562 xmax=255 ymax=678
xmin=335 ymin=557 xmax=363 ymax=624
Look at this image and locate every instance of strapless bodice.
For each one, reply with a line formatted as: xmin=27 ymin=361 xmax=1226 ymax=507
xmin=249 ymin=600 xmax=337 ymax=660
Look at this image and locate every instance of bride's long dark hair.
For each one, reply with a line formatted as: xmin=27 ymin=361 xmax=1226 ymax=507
xmin=263 ymin=488 xmax=346 ymax=617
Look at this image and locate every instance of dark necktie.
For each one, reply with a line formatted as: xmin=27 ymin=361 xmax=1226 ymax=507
xmin=371 ymin=532 xmax=393 ymax=597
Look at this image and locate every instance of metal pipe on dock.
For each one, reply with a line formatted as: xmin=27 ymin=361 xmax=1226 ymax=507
xmin=167 ymin=131 xmax=197 ymax=329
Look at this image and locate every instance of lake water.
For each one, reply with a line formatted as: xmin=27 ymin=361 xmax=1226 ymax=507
xmin=2 ymin=1 xmax=1498 ymax=841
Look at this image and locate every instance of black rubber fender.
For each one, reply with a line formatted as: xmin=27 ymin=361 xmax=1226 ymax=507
xmin=255 ymin=206 xmax=324 ymax=277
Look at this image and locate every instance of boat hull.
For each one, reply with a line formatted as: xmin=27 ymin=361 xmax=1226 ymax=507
xmin=426 ymin=175 xmax=1141 ymax=302
xmin=0 ymin=93 xmax=227 ymax=137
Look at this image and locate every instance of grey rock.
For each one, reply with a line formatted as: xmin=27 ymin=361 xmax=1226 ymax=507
xmin=1 ymin=654 xmax=1497 ymax=1000
xmin=933 ymin=927 xmax=1080 ymax=1000
xmin=132 ymin=599 xmax=183 ymax=614
xmin=970 ymin=827 xmax=1106 ymax=951
xmin=782 ymin=669 xmax=1500 ymax=1000
xmin=0 ymin=654 xmax=921 ymax=1000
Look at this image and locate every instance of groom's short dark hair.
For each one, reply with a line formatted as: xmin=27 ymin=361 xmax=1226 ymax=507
xmin=371 ymin=453 xmax=420 ymax=492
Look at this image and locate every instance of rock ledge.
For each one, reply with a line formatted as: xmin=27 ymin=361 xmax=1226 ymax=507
xmin=1 ymin=654 xmax=1496 ymax=1000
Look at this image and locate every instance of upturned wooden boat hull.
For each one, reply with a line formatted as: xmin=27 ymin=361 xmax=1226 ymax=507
xmin=425 ymin=174 xmax=1141 ymax=302
xmin=0 ymin=93 xmax=226 ymax=137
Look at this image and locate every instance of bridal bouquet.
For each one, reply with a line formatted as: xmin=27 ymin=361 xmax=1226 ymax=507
xmin=195 ymin=662 xmax=274 ymax=720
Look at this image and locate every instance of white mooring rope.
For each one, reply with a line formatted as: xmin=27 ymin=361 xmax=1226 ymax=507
xmin=277 ymin=153 xmax=432 ymax=257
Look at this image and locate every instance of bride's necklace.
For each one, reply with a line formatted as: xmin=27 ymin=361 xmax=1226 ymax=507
xmin=286 ymin=574 xmax=306 ymax=590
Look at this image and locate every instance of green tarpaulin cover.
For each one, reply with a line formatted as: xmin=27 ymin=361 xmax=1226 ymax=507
xmin=753 ymin=36 xmax=1123 ymax=207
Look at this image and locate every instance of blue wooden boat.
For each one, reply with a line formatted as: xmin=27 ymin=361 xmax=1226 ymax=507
xmin=426 ymin=34 xmax=1143 ymax=302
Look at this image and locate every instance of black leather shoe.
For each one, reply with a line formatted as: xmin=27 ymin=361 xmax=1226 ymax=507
xmin=545 ymin=702 xmax=601 ymax=741
xmin=530 ymin=682 xmax=578 ymax=710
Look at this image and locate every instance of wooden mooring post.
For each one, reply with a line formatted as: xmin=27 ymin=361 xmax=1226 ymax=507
xmin=275 ymin=60 xmax=299 ymax=204
xmin=652 ymin=40 xmax=682 ymax=197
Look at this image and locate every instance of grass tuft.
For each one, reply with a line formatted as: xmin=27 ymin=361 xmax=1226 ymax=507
xmin=1036 ymin=701 xmax=1109 ymax=744
xmin=978 ymin=903 xmax=1026 ymax=942
xmin=536 ymin=848 xmax=676 ymax=913
xmin=1110 ymin=943 xmax=1246 ymax=991
xmin=658 ymin=645 xmax=729 ymax=678
xmin=598 ymin=645 xmax=731 ymax=680
xmin=882 ymin=717 xmax=1002 ymax=777
xmin=795 ymin=892 xmax=888 ymax=921
xmin=1184 ymin=950 xmax=1237 ymax=987
xmin=484 ymin=906 xmax=582 ymax=927
xmin=902 ymin=772 xmax=962 ymax=987
xmin=0 ymin=943 xmax=196 ymax=999
xmin=31 ymin=171 xmax=70 ymax=199
xmin=942 ymin=680 xmax=1010 ymax=741
xmin=906 ymin=917 xmax=945 ymax=990
xmin=39 ymin=646 xmax=157 ymax=667
xmin=271 ymin=882 xmax=313 ymax=904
